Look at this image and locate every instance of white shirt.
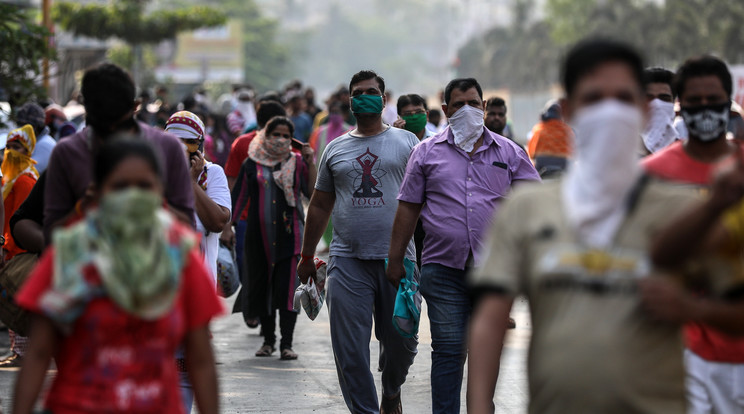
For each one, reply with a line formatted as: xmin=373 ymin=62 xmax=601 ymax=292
xmin=195 ymin=162 xmax=231 ymax=282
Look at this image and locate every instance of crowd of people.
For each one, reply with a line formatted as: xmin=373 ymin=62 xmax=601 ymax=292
xmin=0 ymin=36 xmax=742 ymax=414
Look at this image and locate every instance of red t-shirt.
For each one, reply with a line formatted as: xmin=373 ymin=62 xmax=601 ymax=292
xmin=642 ymin=141 xmax=744 ymax=363
xmin=17 ymin=248 xmax=224 ymax=413
xmin=224 ymin=131 xmax=257 ymax=221
xmin=3 ymin=173 xmax=36 ymax=260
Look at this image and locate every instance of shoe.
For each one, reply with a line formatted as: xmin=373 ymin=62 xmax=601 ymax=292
xmin=255 ymin=344 xmax=275 ymax=357
xmin=0 ymin=352 xmax=22 ymax=368
xmin=244 ymin=317 xmax=259 ymax=329
xmin=280 ymin=348 xmax=298 ymax=360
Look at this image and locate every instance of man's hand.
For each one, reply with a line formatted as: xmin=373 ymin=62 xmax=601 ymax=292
xmin=386 ymin=260 xmax=405 ymax=289
xmin=297 ymin=257 xmax=317 ymax=284
xmin=190 ymin=151 xmax=206 ymax=182
xmin=220 ymin=224 xmax=236 ymax=249
xmin=393 ymin=118 xmax=406 ymax=129
xmin=639 ymin=275 xmax=697 ymax=324
xmin=301 ymin=143 xmax=315 ymax=166
xmin=709 ymin=148 xmax=744 ymax=213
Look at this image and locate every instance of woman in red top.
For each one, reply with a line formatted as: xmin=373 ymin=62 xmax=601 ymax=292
xmin=12 ymin=138 xmax=223 ymax=414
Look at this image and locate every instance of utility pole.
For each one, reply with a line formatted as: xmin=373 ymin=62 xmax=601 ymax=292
xmin=42 ymin=0 xmax=52 ymax=93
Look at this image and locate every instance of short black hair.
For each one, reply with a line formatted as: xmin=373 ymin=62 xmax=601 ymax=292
xmin=82 ymin=63 xmax=136 ymax=127
xmin=485 ymin=97 xmax=506 ymax=109
xmin=444 ymin=78 xmax=483 ymax=105
xmin=428 ymin=109 xmax=442 ymax=119
xmin=561 ymin=39 xmax=644 ymax=97
xmin=674 ymin=55 xmax=732 ymax=101
xmin=94 ymin=136 xmax=163 ymax=189
xmin=396 ymin=94 xmax=428 ymax=114
xmin=265 ymin=116 xmax=295 ymax=137
xmin=349 ymin=70 xmax=386 ymax=94
xmin=256 ymin=101 xmax=287 ymax=129
xmin=643 ymin=67 xmax=675 ymax=97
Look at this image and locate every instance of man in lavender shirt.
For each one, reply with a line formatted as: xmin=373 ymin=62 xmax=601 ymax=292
xmin=43 ymin=63 xmax=195 ymax=242
xmin=387 ymin=78 xmax=540 ymax=413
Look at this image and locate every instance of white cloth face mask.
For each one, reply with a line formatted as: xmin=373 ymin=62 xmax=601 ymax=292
xmin=448 ymin=105 xmax=485 ymax=152
xmin=563 ymin=99 xmax=644 ymax=249
xmin=642 ymin=98 xmax=679 ymax=153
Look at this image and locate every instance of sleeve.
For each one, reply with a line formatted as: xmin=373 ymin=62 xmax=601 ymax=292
xmin=205 ymin=165 xmax=231 ymax=213
xmin=510 ymin=145 xmax=541 ymax=183
xmin=314 ymin=142 xmax=335 ymax=193
xmin=181 ymin=249 xmax=225 ymax=330
xmin=162 ymin=136 xmax=196 ymax=226
xmin=469 ymin=193 xmax=527 ymax=296
xmin=397 ymin=143 xmax=427 ymax=204
xmin=230 ymin=162 xmax=250 ymax=223
xmin=15 ymin=248 xmax=55 ymax=313
xmin=43 ymin=143 xmax=76 ymax=243
xmin=224 ymin=138 xmax=248 ymax=178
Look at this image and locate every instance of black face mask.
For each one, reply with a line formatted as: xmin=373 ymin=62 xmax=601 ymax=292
xmin=680 ymin=102 xmax=730 ymax=142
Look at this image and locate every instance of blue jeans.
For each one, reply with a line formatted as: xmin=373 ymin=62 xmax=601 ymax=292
xmin=420 ymin=263 xmax=472 ymax=414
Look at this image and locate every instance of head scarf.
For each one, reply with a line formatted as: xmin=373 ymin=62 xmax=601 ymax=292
xmin=2 ymin=125 xmax=38 ymax=200
xmin=248 ymin=130 xmax=297 ymax=207
xmin=43 ymin=188 xmax=196 ymax=326
xmin=165 ymin=110 xmax=206 ymax=141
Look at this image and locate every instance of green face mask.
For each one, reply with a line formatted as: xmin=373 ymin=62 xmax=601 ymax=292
xmin=402 ymin=113 xmax=428 ymax=133
xmin=351 ymin=94 xmax=383 ymax=114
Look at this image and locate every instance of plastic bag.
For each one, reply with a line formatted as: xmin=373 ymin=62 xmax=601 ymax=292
xmin=216 ymin=242 xmax=240 ymax=298
xmin=390 ymin=257 xmax=421 ymax=338
xmin=293 ymin=258 xmax=327 ymax=320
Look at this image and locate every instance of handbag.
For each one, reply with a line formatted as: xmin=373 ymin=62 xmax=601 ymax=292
xmin=0 ymin=253 xmax=39 ymax=336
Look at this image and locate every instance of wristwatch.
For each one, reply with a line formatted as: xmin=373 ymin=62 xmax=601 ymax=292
xmin=0 ymin=235 xmax=6 ymax=246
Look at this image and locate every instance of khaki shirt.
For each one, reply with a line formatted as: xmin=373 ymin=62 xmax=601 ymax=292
xmin=471 ymin=178 xmax=698 ymax=414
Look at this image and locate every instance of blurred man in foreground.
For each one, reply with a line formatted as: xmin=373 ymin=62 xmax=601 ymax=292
xmin=467 ymin=39 xmax=710 ymax=414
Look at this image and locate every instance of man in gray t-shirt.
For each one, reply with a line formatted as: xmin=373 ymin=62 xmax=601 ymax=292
xmin=298 ymin=70 xmax=418 ymax=414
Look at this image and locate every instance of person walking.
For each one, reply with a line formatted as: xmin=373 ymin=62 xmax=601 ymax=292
xmin=232 ymin=116 xmax=316 ymax=360
xmin=387 ymin=78 xmax=539 ymax=413
xmin=297 ymin=70 xmax=419 ymax=414
xmin=13 ymin=138 xmax=222 ymax=414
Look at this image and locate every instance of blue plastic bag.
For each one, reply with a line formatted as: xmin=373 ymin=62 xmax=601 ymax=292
xmin=387 ymin=257 xmax=421 ymax=338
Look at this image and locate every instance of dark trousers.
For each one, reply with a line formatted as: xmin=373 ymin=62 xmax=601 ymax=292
xmin=260 ymin=309 xmax=298 ymax=350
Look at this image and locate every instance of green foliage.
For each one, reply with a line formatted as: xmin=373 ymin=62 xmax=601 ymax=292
xmin=53 ymin=0 xmax=226 ymax=45
xmin=0 ymin=3 xmax=56 ymax=108
xmin=460 ymin=0 xmax=744 ymax=91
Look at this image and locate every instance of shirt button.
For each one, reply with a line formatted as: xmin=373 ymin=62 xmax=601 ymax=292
xmin=273 ymin=221 xmax=276 ymax=224
xmin=468 ymin=193 xmax=472 ymax=196
xmin=272 ymin=242 xmax=276 ymax=246
xmin=468 ymin=177 xmax=472 ymax=181
xmin=470 ymin=161 xmax=474 ymax=165
xmin=469 ymin=208 xmax=473 ymax=212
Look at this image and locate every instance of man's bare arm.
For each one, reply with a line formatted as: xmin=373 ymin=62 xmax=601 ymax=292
xmin=386 ymin=201 xmax=423 ymax=287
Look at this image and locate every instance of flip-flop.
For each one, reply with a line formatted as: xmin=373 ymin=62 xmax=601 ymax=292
xmin=255 ymin=344 xmax=275 ymax=357
xmin=280 ymin=348 xmax=298 ymax=360
xmin=380 ymin=392 xmax=402 ymax=414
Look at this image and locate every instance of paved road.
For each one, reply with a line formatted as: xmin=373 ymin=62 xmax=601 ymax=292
xmin=0 ymin=289 xmax=530 ymax=413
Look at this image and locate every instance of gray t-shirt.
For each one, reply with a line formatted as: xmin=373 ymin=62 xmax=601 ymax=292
xmin=316 ymin=126 xmax=418 ymax=260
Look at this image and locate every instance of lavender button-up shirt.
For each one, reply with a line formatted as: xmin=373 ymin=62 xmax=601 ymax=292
xmin=398 ymin=126 xmax=540 ymax=270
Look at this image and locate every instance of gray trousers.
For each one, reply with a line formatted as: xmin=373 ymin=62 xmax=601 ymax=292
xmin=327 ymin=256 xmax=419 ymax=414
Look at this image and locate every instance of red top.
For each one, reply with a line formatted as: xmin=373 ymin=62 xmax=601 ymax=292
xmin=17 ymin=248 xmax=224 ymax=413
xmin=4 ymin=173 xmax=36 ymax=261
xmin=642 ymin=141 xmax=744 ymax=363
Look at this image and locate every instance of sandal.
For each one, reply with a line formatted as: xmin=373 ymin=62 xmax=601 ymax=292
xmin=255 ymin=344 xmax=275 ymax=357
xmin=380 ymin=392 xmax=402 ymax=414
xmin=280 ymin=348 xmax=298 ymax=360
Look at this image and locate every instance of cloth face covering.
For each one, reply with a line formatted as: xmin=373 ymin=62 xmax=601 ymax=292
xmin=2 ymin=124 xmax=38 ymax=200
xmin=642 ymin=98 xmax=679 ymax=153
xmin=681 ymin=102 xmax=730 ymax=142
xmin=351 ymin=95 xmax=383 ymax=115
xmin=47 ymin=188 xmax=195 ymax=324
xmin=449 ymin=105 xmax=485 ymax=152
xmin=402 ymin=113 xmax=428 ymax=133
xmin=562 ymin=99 xmax=643 ymax=249
xmin=248 ymin=131 xmax=298 ymax=207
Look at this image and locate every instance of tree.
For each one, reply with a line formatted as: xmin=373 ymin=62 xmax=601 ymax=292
xmin=52 ymin=0 xmax=226 ymax=85
xmin=0 ymin=3 xmax=55 ymax=110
